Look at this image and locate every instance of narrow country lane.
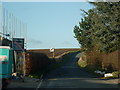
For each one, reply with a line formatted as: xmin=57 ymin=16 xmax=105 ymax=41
xmin=38 ymin=52 xmax=118 ymax=89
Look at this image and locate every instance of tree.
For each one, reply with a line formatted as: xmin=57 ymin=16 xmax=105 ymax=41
xmin=74 ymin=13 xmax=93 ymax=51
xmin=90 ymin=2 xmax=120 ymax=52
xmin=74 ymin=2 xmax=120 ymax=53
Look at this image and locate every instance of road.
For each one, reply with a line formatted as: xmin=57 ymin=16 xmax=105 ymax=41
xmin=7 ymin=52 xmax=118 ymax=89
xmin=37 ymin=52 xmax=118 ymax=89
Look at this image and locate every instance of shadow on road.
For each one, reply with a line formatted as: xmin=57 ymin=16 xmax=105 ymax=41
xmin=41 ymin=52 xmax=118 ymax=88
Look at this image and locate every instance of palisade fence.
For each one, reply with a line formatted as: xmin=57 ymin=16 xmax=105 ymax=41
xmin=25 ymin=50 xmax=75 ymax=75
xmin=0 ymin=7 xmax=27 ymax=47
xmin=86 ymin=49 xmax=120 ymax=71
xmin=25 ymin=52 xmax=50 ymax=75
xmin=0 ymin=6 xmax=27 ymax=77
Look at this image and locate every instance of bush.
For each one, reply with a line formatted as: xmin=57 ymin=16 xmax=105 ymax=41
xmin=77 ymin=56 xmax=87 ymax=68
xmin=112 ymin=71 xmax=120 ymax=78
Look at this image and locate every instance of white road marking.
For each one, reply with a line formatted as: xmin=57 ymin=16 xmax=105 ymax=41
xmin=36 ymin=75 xmax=43 ymax=90
xmin=36 ymin=79 xmax=43 ymax=90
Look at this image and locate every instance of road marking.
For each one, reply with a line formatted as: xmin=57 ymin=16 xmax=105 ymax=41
xmin=36 ymin=79 xmax=43 ymax=90
xmin=36 ymin=75 xmax=43 ymax=90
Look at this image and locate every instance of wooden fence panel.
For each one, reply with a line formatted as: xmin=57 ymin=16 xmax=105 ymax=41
xmin=86 ymin=49 xmax=120 ymax=71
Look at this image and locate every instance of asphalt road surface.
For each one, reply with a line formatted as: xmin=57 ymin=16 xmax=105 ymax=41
xmin=37 ymin=52 xmax=118 ymax=89
xmin=7 ymin=52 xmax=118 ymax=89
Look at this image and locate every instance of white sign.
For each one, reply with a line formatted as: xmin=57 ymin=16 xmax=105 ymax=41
xmin=50 ymin=48 xmax=54 ymax=52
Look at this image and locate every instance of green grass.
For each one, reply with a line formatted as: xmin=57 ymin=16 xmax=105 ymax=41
xmin=112 ymin=71 xmax=120 ymax=78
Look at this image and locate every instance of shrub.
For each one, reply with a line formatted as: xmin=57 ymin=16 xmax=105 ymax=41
xmin=112 ymin=71 xmax=120 ymax=78
xmin=78 ymin=56 xmax=87 ymax=68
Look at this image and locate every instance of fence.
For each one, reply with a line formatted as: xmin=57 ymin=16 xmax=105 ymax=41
xmin=102 ymin=50 xmax=119 ymax=71
xmin=86 ymin=49 xmax=120 ymax=71
xmin=25 ymin=52 xmax=50 ymax=75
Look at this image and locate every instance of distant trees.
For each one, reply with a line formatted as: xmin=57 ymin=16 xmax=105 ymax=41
xmin=74 ymin=2 xmax=120 ymax=53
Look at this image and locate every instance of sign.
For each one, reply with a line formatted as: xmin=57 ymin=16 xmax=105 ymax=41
xmin=13 ymin=38 xmax=24 ymax=51
xmin=50 ymin=48 xmax=55 ymax=58
xmin=0 ymin=55 xmax=7 ymax=61
xmin=50 ymin=48 xmax=55 ymax=52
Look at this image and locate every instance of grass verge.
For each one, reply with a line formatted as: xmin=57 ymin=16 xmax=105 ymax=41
xmin=77 ymin=56 xmax=120 ymax=79
xmin=77 ymin=56 xmax=104 ymax=77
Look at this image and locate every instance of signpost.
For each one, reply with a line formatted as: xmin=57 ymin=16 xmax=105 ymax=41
xmin=50 ymin=48 xmax=55 ymax=58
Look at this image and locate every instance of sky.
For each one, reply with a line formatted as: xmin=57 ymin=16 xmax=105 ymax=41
xmin=2 ymin=2 xmax=94 ymax=49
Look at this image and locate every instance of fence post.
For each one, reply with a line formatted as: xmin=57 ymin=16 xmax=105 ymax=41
xmin=23 ymin=52 xmax=26 ymax=76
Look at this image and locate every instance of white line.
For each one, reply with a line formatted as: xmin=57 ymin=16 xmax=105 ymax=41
xmin=36 ymin=79 xmax=43 ymax=90
xmin=36 ymin=75 xmax=43 ymax=90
